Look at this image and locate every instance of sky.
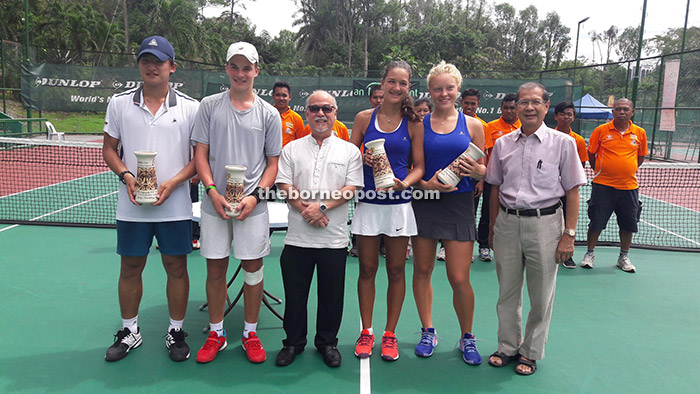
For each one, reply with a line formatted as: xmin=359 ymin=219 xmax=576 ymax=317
xmin=204 ymin=0 xmax=698 ymax=63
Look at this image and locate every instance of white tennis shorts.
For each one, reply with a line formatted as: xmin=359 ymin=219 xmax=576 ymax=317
xmin=200 ymin=209 xmax=271 ymax=260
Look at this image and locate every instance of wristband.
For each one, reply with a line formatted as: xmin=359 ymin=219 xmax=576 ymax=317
xmin=119 ymin=170 xmax=134 ymax=185
xmin=248 ymin=186 xmax=263 ymax=204
xmin=205 ymin=184 xmax=217 ymax=191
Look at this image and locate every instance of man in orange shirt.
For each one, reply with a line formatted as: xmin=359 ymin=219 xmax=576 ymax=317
xmin=554 ymin=102 xmax=589 ymax=269
xmin=581 ymin=98 xmax=648 ymax=273
xmin=273 ymin=81 xmax=305 ymax=147
xmin=476 ymin=94 xmax=520 ymax=263
xmin=460 ymin=88 xmax=489 ymax=127
xmin=368 ymin=85 xmax=384 ymax=108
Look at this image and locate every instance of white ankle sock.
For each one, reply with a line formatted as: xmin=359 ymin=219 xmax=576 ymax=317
xmin=243 ymin=321 xmax=257 ymax=338
xmin=210 ymin=321 xmax=224 ymax=336
xmin=169 ymin=317 xmax=183 ymax=332
xmin=122 ymin=316 xmax=138 ymax=334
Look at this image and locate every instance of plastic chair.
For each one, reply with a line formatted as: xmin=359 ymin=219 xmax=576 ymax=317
xmin=46 ymin=121 xmax=65 ymax=141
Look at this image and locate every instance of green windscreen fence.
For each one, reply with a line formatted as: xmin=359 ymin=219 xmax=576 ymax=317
xmin=21 ymin=62 xmax=573 ymax=125
xmin=0 ymin=112 xmax=22 ymax=133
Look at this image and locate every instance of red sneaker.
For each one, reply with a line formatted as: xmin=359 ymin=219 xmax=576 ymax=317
xmin=196 ymin=330 xmax=227 ymax=363
xmin=381 ymin=332 xmax=399 ymax=361
xmin=354 ymin=329 xmax=375 ymax=358
xmin=242 ymin=332 xmax=266 ymax=363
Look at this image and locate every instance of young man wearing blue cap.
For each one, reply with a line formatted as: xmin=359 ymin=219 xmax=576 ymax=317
xmin=103 ymin=36 xmax=200 ymax=362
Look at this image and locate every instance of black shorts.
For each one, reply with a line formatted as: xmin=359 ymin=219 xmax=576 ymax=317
xmin=412 ymin=191 xmax=476 ymax=241
xmin=587 ymin=183 xmax=642 ymax=233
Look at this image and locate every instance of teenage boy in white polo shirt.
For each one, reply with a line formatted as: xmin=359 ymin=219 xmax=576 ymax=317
xmin=274 ymin=90 xmax=363 ymax=368
xmin=192 ymin=42 xmax=283 ymax=364
xmin=103 ymin=36 xmax=199 ymax=362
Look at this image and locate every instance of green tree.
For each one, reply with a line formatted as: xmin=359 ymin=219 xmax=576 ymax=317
xmin=33 ymin=1 xmax=124 ymax=64
xmin=538 ymin=12 xmax=570 ymax=69
xmin=615 ymin=26 xmax=650 ymax=62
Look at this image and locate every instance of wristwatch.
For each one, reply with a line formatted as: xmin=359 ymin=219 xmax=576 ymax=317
xmin=564 ymin=228 xmax=576 ymax=237
xmin=319 ymin=202 xmax=327 ymax=212
xmin=119 ymin=170 xmax=134 ymax=185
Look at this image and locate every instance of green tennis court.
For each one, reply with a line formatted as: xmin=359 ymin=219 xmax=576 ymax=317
xmin=1 ymin=137 xmax=699 ymax=392
xmin=1 ymin=223 xmax=699 ymax=393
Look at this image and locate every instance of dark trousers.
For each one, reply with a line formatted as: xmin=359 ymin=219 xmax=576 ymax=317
xmin=280 ymin=245 xmax=347 ymax=349
xmin=476 ymin=182 xmax=491 ymax=249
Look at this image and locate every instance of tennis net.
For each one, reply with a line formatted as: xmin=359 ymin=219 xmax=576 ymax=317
xmin=0 ymin=137 xmax=118 ymax=228
xmin=0 ymin=137 xmax=698 ymax=251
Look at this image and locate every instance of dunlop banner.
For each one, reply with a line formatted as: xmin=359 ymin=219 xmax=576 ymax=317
xmin=21 ymin=63 xmax=572 ymax=124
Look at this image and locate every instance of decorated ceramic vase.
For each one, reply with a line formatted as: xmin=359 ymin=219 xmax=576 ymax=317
xmin=437 ymin=142 xmax=485 ymax=187
xmin=224 ymin=165 xmax=247 ymax=217
xmin=365 ymin=138 xmax=396 ymax=189
xmin=134 ymin=151 xmax=158 ymax=204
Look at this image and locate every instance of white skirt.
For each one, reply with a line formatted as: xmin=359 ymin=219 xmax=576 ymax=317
xmin=350 ymin=201 xmax=418 ymax=237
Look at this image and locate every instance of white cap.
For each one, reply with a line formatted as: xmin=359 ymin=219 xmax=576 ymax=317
xmin=226 ymin=42 xmax=259 ymax=64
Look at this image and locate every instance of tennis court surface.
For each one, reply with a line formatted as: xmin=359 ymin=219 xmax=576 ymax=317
xmin=1 ymin=226 xmax=699 ymax=393
xmin=1 ymin=136 xmax=699 ymax=393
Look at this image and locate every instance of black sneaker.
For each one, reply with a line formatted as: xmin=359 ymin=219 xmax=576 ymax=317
xmin=562 ymin=257 xmax=576 ymax=269
xmin=105 ymin=327 xmax=142 ymax=361
xmin=165 ymin=328 xmax=190 ymax=362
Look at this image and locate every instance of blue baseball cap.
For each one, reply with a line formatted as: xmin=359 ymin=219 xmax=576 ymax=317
xmin=137 ymin=36 xmax=175 ymax=61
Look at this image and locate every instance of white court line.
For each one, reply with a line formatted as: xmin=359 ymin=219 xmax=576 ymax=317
xmin=0 ymin=171 xmax=112 ymax=200
xmin=639 ymin=219 xmax=700 ymax=247
xmin=360 ymin=321 xmax=371 ymax=394
xmin=0 ymin=224 xmax=19 ymax=233
xmin=0 ymin=191 xmax=118 ymax=232
xmin=640 ymin=194 xmax=700 ymax=215
xmin=638 ymin=194 xmax=700 ymax=245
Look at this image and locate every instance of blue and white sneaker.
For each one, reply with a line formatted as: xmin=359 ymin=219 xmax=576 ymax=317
xmin=415 ymin=327 xmax=438 ymax=357
xmin=458 ymin=333 xmax=482 ymax=365
xmin=478 ymin=247 xmax=492 ymax=262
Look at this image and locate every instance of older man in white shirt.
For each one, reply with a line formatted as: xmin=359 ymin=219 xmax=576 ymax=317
xmin=274 ymin=90 xmax=364 ymax=368
xmin=486 ymin=82 xmax=586 ymax=376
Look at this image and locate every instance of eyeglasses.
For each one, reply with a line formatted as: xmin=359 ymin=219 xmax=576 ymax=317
xmin=307 ymin=105 xmax=335 ymax=114
xmin=516 ymin=100 xmax=546 ymax=108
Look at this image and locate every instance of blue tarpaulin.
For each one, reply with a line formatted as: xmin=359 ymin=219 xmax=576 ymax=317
xmin=573 ymin=93 xmax=613 ymax=119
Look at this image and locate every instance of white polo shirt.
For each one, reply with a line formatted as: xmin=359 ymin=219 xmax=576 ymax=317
xmin=104 ymin=86 xmax=199 ymax=222
xmin=276 ymin=134 xmax=363 ymax=249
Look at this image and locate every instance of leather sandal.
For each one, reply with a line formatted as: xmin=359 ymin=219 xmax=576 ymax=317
xmin=514 ymin=355 xmax=537 ymax=376
xmin=487 ymin=351 xmax=517 ymax=367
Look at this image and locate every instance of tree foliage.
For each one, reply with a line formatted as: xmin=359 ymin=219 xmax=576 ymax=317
xmin=0 ymin=0 xmax=697 ymax=78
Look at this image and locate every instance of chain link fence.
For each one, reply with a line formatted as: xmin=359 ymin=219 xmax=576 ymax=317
xmin=542 ymin=49 xmax=700 ymax=163
xmin=3 ymin=41 xmax=699 ymax=162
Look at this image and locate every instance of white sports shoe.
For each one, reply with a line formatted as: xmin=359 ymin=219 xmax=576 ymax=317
xmin=580 ymin=252 xmax=595 ymax=268
xmin=436 ymin=247 xmax=446 ymax=261
xmin=616 ymin=255 xmax=636 ymax=273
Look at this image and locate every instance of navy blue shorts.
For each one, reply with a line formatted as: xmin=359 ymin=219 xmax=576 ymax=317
xmin=587 ymin=184 xmax=642 ymax=233
xmin=117 ymin=220 xmax=193 ymax=257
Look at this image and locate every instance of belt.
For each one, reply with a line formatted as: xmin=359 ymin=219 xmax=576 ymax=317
xmin=500 ymin=202 xmax=561 ymax=217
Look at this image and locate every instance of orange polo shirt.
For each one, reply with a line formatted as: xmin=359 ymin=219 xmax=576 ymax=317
xmin=301 ymin=120 xmax=350 ymax=141
xmin=473 ymin=115 xmax=488 ymax=128
xmin=280 ymin=109 xmax=306 ymax=147
xmin=485 ymin=117 xmax=521 ymax=150
xmin=588 ymin=121 xmax=648 ymax=190
xmin=564 ymin=128 xmax=589 ymax=164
